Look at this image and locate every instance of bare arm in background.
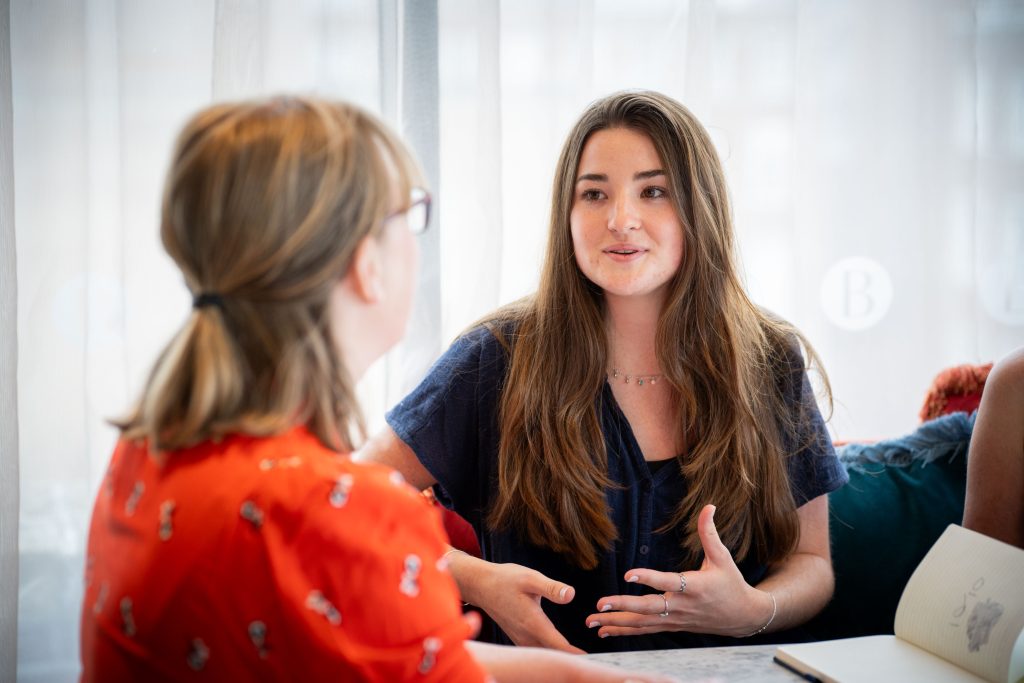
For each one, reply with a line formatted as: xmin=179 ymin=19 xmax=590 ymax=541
xmin=963 ymin=346 xmax=1024 ymax=549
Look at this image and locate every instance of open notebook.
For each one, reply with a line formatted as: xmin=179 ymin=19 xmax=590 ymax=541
xmin=774 ymin=525 xmax=1024 ymax=683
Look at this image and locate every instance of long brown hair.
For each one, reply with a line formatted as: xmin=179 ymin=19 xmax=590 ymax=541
xmin=117 ymin=96 xmax=421 ymax=453
xmin=486 ymin=91 xmax=831 ymax=570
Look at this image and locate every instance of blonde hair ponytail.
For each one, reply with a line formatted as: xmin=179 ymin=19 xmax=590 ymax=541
xmin=117 ymin=97 xmax=422 ymax=453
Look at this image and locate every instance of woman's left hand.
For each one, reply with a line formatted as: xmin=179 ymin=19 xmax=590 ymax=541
xmin=586 ymin=504 xmax=774 ymax=639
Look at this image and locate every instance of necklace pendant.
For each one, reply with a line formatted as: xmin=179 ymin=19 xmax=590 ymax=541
xmin=608 ymin=368 xmax=663 ymax=387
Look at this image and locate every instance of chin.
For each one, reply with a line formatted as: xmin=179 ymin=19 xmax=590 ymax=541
xmin=605 ymin=284 xmax=677 ymax=304
xmin=597 ymin=282 xmax=658 ymax=297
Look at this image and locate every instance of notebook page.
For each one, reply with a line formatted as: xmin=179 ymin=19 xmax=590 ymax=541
xmin=895 ymin=525 xmax=1024 ymax=682
xmin=775 ymin=635 xmax=986 ymax=683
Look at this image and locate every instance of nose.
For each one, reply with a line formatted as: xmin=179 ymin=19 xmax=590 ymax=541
xmin=607 ymin=195 xmax=640 ymax=233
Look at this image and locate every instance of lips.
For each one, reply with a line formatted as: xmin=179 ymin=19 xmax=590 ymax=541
xmin=602 ymin=243 xmax=648 ymax=259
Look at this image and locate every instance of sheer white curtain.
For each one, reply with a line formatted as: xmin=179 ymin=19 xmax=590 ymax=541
xmin=440 ymin=0 xmax=1024 ymax=438
xmin=7 ymin=0 xmax=1023 ymax=680
xmin=2 ymin=2 xmax=20 ymax=682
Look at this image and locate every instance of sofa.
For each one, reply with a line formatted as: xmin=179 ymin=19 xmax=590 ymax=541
xmin=796 ymin=410 xmax=974 ymax=641
xmin=793 ymin=362 xmax=989 ymax=642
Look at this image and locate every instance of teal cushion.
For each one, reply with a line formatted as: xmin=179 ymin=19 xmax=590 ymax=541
xmin=801 ymin=413 xmax=972 ymax=641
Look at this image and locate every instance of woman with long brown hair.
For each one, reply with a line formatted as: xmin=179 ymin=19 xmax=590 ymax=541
xmin=79 ymin=95 xmax=670 ymax=682
xmin=360 ymin=90 xmax=848 ymax=654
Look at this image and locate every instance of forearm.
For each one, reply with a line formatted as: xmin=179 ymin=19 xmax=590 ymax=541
xmin=444 ymin=548 xmax=492 ymax=606
xmin=465 ymin=642 xmax=671 ymax=683
xmin=747 ymin=493 xmax=835 ymax=635
xmin=752 ymin=551 xmax=834 ymax=633
xmin=465 ymin=643 xmax=567 ymax=683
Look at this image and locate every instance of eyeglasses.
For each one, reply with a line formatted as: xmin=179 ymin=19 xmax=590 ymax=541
xmin=385 ymin=187 xmax=432 ymax=235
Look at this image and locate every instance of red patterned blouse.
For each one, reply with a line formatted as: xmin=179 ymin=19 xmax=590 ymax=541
xmin=80 ymin=426 xmax=488 ymax=682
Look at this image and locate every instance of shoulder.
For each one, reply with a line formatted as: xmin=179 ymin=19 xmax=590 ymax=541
xmin=250 ymin=435 xmax=450 ymax=576
xmin=751 ymin=311 xmax=809 ymax=401
xmin=154 ymin=429 xmax=436 ymax=546
xmin=457 ymin=317 xmax=520 ymax=355
xmin=455 ymin=322 xmax=507 ymax=353
xmin=330 ymin=458 xmax=433 ymax=518
xmin=974 ymin=347 xmax=1024 ymax=426
xmin=420 ymin=320 xmax=517 ymax=385
xmin=251 ymin=429 xmax=432 ymax=516
xmin=759 ymin=310 xmax=805 ymax=362
xmin=989 ymin=347 xmax=1024 ymax=389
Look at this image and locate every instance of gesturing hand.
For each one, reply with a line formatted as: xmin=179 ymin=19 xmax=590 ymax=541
xmin=469 ymin=560 xmax=585 ymax=653
xmin=586 ymin=504 xmax=774 ymax=640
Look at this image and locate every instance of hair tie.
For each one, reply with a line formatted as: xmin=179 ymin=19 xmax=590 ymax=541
xmin=192 ymin=292 xmax=225 ymax=310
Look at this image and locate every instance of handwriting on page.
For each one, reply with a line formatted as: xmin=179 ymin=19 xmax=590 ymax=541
xmin=949 ymin=577 xmax=1005 ymax=653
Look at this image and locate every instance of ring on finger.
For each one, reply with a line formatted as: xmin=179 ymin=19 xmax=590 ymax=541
xmin=659 ymin=593 xmax=670 ymax=617
xmin=676 ymin=573 xmax=687 ymax=593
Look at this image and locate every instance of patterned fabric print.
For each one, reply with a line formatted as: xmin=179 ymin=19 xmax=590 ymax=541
xmin=248 ymin=620 xmax=269 ymax=659
xmin=158 ymin=501 xmax=175 ymax=541
xmin=186 ymin=638 xmax=209 ymax=671
xmin=124 ymin=481 xmax=144 ymax=516
xmin=400 ymin=555 xmax=423 ymax=598
xmin=119 ymin=597 xmax=136 ymax=637
xmin=79 ymin=427 xmax=487 ymax=682
xmin=239 ymin=500 xmax=264 ymax=529
xmin=329 ymin=474 xmax=355 ymax=508
xmin=92 ymin=582 xmax=108 ymax=616
xmin=259 ymin=455 xmax=303 ymax=471
xmin=305 ymin=590 xmax=342 ymax=625
xmin=418 ymin=637 xmax=442 ymax=674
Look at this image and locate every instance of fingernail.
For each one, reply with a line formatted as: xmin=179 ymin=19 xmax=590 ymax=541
xmin=626 ymin=575 xmax=639 ymax=583
xmin=599 ymin=631 xmax=609 ymax=638
xmin=588 ymin=620 xmax=600 ymax=628
xmin=558 ymin=586 xmax=569 ymax=600
xmin=600 ymin=604 xmax=612 ymax=612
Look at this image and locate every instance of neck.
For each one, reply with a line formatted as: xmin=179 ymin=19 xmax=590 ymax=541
xmin=604 ymin=292 xmax=663 ymax=373
xmin=328 ymin=281 xmax=378 ymax=384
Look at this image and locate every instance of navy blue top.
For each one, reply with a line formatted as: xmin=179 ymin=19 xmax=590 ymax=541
xmin=386 ymin=324 xmax=848 ymax=653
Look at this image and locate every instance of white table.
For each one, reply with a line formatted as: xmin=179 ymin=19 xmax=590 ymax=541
xmin=585 ymin=644 xmax=804 ymax=682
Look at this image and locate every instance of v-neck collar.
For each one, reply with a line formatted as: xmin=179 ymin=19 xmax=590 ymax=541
xmin=601 ymin=379 xmax=680 ymax=485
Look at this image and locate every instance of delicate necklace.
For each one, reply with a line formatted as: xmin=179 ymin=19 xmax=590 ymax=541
xmin=608 ymin=368 xmax=663 ymax=387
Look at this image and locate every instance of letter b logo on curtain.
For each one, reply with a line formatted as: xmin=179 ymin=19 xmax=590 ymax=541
xmin=820 ymin=257 xmax=894 ymax=331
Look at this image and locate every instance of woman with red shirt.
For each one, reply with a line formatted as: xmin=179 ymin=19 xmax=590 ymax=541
xmin=79 ymin=97 xmax=669 ymax=683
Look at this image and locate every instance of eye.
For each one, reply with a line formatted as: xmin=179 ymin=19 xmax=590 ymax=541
xmin=579 ymin=188 xmax=605 ymax=202
xmin=641 ymin=186 xmax=667 ymax=199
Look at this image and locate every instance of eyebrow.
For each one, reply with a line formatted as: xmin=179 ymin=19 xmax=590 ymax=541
xmin=575 ymin=169 xmax=666 ymax=183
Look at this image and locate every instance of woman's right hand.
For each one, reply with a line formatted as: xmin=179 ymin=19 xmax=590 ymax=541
xmin=450 ymin=553 xmax=584 ymax=653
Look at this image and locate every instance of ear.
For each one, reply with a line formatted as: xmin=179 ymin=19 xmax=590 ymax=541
xmin=347 ymin=234 xmax=385 ymax=304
